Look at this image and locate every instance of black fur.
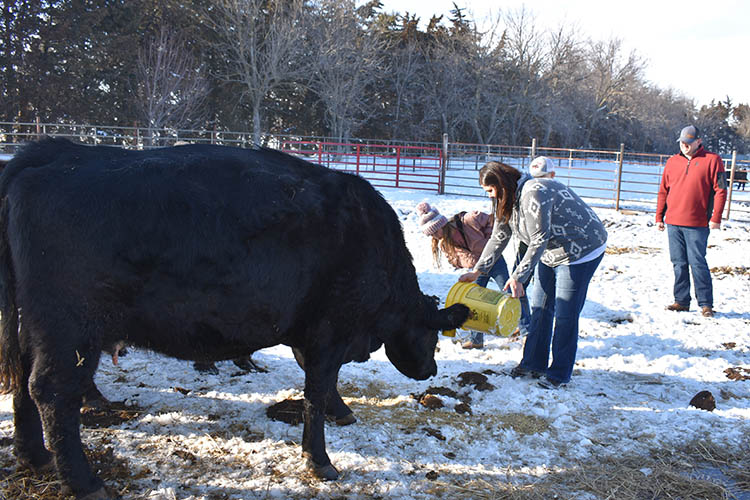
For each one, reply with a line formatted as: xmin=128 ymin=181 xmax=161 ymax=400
xmin=0 ymin=137 xmax=469 ymax=498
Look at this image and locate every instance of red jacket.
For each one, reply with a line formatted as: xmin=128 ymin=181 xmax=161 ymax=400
xmin=656 ymin=147 xmax=727 ymax=226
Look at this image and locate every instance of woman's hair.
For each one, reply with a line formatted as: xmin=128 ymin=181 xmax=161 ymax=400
xmin=430 ymin=217 xmax=460 ymax=269
xmin=478 ymin=161 xmax=521 ymax=223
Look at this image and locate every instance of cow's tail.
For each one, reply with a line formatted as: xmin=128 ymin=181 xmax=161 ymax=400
xmin=0 ymin=198 xmax=21 ymax=394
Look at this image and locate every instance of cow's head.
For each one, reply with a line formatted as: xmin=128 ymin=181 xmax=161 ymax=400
xmin=383 ymin=295 xmax=470 ymax=380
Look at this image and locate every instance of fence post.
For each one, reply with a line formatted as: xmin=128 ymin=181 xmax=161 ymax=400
xmin=35 ymin=116 xmax=41 ymax=138
xmin=439 ymin=133 xmax=448 ymax=195
xmin=531 ymin=138 xmax=537 ymax=159
xmin=615 ymin=143 xmax=624 ymax=210
xmin=725 ymin=150 xmax=737 ymax=220
xmin=356 ymin=144 xmax=360 ymax=176
xmin=395 ymin=145 xmax=401 ymax=188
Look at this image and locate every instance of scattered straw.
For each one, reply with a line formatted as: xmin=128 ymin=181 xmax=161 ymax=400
xmin=711 ymin=266 xmax=750 ymax=277
xmin=437 ymin=439 xmax=749 ymax=500
xmin=606 ymin=246 xmax=660 ymax=255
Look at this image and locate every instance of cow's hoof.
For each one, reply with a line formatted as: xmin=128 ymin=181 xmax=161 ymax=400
xmin=334 ymin=413 xmax=356 ymax=426
xmin=193 ymin=362 xmax=220 ymax=375
xmin=18 ymin=453 xmax=53 ymax=475
xmin=313 ymin=463 xmax=339 ymax=480
xmin=305 ymin=457 xmax=339 ymax=480
xmin=233 ymin=357 xmax=267 ymax=373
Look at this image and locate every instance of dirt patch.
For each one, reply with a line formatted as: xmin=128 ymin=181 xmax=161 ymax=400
xmin=80 ymin=400 xmax=142 ymax=428
xmin=266 ymin=398 xmax=305 ymax=425
xmin=456 ymin=372 xmax=495 ymax=391
xmin=689 ymin=390 xmax=716 ymax=411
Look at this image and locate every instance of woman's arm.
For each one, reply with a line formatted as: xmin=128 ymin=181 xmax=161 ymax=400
xmin=471 ymin=218 xmax=512 ymax=275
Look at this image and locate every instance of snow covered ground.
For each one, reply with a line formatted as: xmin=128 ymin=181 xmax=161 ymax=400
xmin=1 ymin=187 xmax=749 ymax=499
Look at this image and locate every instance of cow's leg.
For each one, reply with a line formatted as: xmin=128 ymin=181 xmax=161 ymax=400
xmin=300 ymin=349 xmax=343 ymax=480
xmin=29 ymin=348 xmax=107 ymax=499
xmin=326 ymin=371 xmax=356 ymax=426
xmin=293 ymin=347 xmax=354 ymax=425
xmin=13 ymin=358 xmax=52 ymax=473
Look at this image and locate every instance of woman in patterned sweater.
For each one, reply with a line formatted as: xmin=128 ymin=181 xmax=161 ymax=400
xmin=459 ymin=161 xmax=607 ymax=388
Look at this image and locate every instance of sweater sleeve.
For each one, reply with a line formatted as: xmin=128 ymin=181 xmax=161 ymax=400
xmin=473 ymin=217 xmax=511 ymax=274
xmin=656 ymin=165 xmax=670 ymax=223
xmin=511 ymin=189 xmax=550 ymax=284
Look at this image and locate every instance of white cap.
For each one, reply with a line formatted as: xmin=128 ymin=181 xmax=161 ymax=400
xmin=529 ymin=156 xmax=554 ymax=177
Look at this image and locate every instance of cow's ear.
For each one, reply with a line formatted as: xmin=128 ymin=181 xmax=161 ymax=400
xmin=425 ymin=303 xmax=470 ymax=331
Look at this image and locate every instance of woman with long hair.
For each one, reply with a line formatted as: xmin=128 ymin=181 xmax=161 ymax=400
xmin=459 ymin=160 xmax=607 ymax=388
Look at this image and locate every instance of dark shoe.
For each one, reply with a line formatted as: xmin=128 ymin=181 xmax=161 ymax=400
xmin=701 ymin=306 xmax=715 ymax=317
xmin=537 ymin=377 xmax=566 ymax=390
xmin=666 ymin=302 xmax=689 ymax=312
xmin=461 ymin=341 xmax=483 ymax=349
xmin=509 ymin=365 xmax=543 ymax=379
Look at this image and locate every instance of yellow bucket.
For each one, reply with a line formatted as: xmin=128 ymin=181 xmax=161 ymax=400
xmin=443 ymin=282 xmax=521 ymax=337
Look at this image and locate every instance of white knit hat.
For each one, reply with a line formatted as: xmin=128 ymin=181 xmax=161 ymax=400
xmin=529 ymin=156 xmax=554 ymax=177
xmin=415 ymin=202 xmax=448 ymax=236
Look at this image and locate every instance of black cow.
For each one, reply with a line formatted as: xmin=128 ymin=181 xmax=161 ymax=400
xmin=0 ymin=138 xmax=469 ymax=500
xmin=733 ymin=169 xmax=747 ymax=190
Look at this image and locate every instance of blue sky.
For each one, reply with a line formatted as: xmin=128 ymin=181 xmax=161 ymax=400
xmin=373 ymin=0 xmax=750 ymax=108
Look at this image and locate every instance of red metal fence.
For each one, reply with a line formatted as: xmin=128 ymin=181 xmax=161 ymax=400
xmin=278 ymin=140 xmax=442 ymax=192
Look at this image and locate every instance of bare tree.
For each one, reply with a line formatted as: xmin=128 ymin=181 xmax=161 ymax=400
xmin=205 ymin=0 xmax=308 ymax=145
xmin=134 ymin=26 xmax=209 ymax=144
xmin=579 ymin=38 xmax=646 ymax=147
xmin=383 ymin=22 xmax=425 ymax=140
xmin=307 ymin=0 xmax=386 ymax=143
xmin=498 ymin=6 xmax=547 ymax=145
xmin=537 ymin=24 xmax=586 ymax=147
xmin=459 ymin=12 xmax=510 ymax=145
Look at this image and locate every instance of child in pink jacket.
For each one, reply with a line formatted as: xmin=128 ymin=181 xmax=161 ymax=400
xmin=416 ymin=202 xmax=509 ymax=349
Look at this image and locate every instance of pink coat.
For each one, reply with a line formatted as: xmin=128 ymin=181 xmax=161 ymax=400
xmin=445 ymin=211 xmax=493 ymax=269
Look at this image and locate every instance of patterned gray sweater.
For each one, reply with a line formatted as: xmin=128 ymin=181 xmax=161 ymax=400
xmin=474 ymin=174 xmax=608 ymax=283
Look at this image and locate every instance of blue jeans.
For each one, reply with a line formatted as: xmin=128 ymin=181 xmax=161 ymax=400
xmin=514 ymin=242 xmax=532 ymax=337
xmin=666 ymin=224 xmax=712 ymax=308
xmin=469 ymin=256 xmax=510 ymax=344
xmin=519 ymin=254 xmax=604 ymax=384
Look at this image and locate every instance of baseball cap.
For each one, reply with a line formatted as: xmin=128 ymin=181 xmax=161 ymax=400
xmin=677 ymin=125 xmax=699 ymax=144
xmin=529 ymin=156 xmax=554 ymax=178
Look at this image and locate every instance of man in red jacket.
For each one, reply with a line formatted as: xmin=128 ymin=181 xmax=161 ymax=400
xmin=656 ymin=125 xmax=727 ymax=317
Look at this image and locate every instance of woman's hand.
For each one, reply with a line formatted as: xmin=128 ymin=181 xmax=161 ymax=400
xmin=458 ymin=270 xmax=481 ymax=282
xmin=503 ymin=278 xmax=525 ymax=298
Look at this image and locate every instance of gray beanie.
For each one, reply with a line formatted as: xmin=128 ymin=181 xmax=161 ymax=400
xmin=415 ymin=201 xmax=448 ymax=236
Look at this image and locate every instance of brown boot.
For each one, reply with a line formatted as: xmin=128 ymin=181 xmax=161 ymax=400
xmin=666 ymin=302 xmax=689 ymax=312
xmin=701 ymin=306 xmax=715 ymax=317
